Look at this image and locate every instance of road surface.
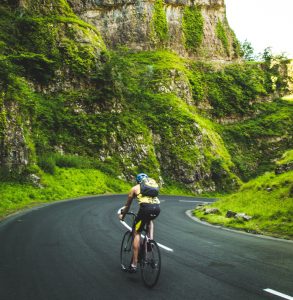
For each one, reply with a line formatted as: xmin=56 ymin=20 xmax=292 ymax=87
xmin=0 ymin=195 xmax=292 ymax=300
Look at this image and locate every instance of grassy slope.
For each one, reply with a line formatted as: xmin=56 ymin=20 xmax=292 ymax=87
xmin=1 ymin=3 xmax=292 ymax=234
xmin=0 ymin=168 xmax=130 ymax=219
xmin=0 ymin=166 xmax=194 ymax=219
xmin=220 ymin=98 xmax=293 ymax=180
xmin=193 ymin=151 xmax=293 ymax=239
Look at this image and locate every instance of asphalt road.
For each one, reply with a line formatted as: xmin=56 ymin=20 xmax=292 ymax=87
xmin=0 ymin=195 xmax=292 ymax=300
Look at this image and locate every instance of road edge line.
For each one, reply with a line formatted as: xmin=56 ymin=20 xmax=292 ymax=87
xmin=185 ymin=210 xmax=293 ymax=244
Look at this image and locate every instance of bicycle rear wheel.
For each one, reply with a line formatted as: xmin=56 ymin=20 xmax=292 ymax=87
xmin=120 ymin=231 xmax=133 ymax=271
xmin=140 ymin=239 xmax=161 ymax=288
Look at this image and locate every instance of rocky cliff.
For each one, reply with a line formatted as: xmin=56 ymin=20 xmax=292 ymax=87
xmin=0 ymin=0 xmax=291 ymax=193
xmin=73 ymin=0 xmax=239 ymax=60
xmin=15 ymin=0 xmax=239 ymax=60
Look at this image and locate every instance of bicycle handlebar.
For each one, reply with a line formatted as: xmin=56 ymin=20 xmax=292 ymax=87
xmin=117 ymin=207 xmax=137 ymax=218
xmin=124 ymin=211 xmax=137 ymax=218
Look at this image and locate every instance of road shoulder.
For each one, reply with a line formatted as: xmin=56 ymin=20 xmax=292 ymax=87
xmin=185 ymin=210 xmax=293 ymax=244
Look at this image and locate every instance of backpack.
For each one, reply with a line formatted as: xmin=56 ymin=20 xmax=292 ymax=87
xmin=140 ymin=177 xmax=159 ymax=197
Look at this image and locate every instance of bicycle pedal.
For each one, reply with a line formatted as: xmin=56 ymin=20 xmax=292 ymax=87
xmin=127 ymin=266 xmax=137 ymax=273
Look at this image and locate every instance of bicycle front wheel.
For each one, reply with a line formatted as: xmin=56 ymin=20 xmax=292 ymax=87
xmin=140 ymin=239 xmax=161 ymax=288
xmin=120 ymin=231 xmax=133 ymax=271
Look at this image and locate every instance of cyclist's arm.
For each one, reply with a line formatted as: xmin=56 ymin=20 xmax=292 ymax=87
xmin=120 ymin=187 xmax=137 ymax=220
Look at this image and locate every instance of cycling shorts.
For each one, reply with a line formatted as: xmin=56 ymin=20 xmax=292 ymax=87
xmin=134 ymin=203 xmax=160 ymax=232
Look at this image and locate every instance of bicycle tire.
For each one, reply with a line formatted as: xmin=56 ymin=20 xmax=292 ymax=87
xmin=140 ymin=239 xmax=161 ymax=288
xmin=120 ymin=231 xmax=133 ymax=271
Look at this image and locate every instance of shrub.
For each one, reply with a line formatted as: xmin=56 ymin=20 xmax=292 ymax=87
xmin=54 ymin=154 xmax=86 ymax=168
xmin=38 ymin=155 xmax=56 ymax=174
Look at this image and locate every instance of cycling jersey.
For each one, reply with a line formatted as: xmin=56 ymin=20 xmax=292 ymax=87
xmin=136 ymin=185 xmax=160 ymax=205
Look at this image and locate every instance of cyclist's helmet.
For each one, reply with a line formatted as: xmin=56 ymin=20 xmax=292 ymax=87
xmin=136 ymin=173 xmax=148 ymax=183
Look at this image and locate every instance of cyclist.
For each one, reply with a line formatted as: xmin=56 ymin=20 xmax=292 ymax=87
xmin=119 ymin=173 xmax=160 ymax=273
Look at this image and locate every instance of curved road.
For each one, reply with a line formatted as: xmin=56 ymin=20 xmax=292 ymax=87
xmin=0 ymin=195 xmax=292 ymax=300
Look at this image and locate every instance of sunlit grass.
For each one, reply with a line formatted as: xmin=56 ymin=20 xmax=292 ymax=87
xmin=277 ymin=150 xmax=293 ymax=165
xmin=282 ymin=94 xmax=293 ymax=101
xmin=194 ymin=170 xmax=293 ymax=239
xmin=0 ymin=168 xmax=131 ymax=219
xmin=0 ymin=166 xmax=194 ymax=220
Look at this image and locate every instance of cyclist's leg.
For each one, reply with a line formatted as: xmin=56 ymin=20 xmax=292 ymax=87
xmin=132 ymin=209 xmax=145 ymax=268
xmin=132 ymin=230 xmax=140 ymax=267
xmin=147 ymin=204 xmax=161 ymax=239
xmin=148 ymin=220 xmax=154 ymax=239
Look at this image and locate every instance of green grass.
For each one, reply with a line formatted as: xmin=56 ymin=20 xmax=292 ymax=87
xmin=0 ymin=165 xmax=195 ymax=219
xmin=160 ymin=179 xmax=195 ymax=196
xmin=221 ymin=99 xmax=293 ymax=180
xmin=282 ymin=94 xmax=293 ymax=101
xmin=193 ymin=170 xmax=293 ymax=239
xmin=277 ymin=150 xmax=293 ymax=165
xmin=0 ymin=167 xmax=131 ymax=219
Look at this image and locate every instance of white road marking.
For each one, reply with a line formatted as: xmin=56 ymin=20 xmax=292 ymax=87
xmin=264 ymin=289 xmax=293 ymax=300
xmin=156 ymin=242 xmax=174 ymax=252
xmin=179 ymin=200 xmax=213 ymax=203
xmin=117 ymin=207 xmax=174 ymax=252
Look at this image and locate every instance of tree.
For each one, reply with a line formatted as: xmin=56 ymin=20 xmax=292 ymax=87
xmin=241 ymin=40 xmax=255 ymax=61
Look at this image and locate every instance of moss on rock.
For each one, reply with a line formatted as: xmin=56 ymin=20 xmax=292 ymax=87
xmin=182 ymin=5 xmax=204 ymax=52
xmin=216 ymin=20 xmax=229 ymax=56
xmin=151 ymin=0 xmax=168 ymax=45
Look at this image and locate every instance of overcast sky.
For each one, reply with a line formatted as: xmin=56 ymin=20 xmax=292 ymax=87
xmin=225 ymin=0 xmax=293 ymax=58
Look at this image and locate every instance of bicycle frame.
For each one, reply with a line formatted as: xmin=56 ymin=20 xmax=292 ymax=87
xmin=119 ymin=210 xmax=161 ymax=288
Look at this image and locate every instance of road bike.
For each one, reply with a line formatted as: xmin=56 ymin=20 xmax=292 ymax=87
xmin=120 ymin=211 xmax=161 ymax=288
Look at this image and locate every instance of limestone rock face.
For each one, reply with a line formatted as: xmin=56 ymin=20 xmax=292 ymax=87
xmin=0 ymin=101 xmax=30 ymax=177
xmin=0 ymin=0 xmax=242 ymax=192
xmin=68 ymin=0 xmax=237 ymax=60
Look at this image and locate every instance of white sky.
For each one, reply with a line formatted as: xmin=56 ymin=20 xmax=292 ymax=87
xmin=225 ymin=0 xmax=293 ymax=58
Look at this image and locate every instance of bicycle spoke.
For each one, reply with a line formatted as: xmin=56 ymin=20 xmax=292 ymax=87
xmin=120 ymin=231 xmax=133 ymax=271
xmin=140 ymin=240 xmax=161 ymax=288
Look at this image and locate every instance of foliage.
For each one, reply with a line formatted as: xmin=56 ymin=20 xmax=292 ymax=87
xmin=19 ymin=0 xmax=74 ymax=16
xmin=240 ymin=40 xmax=256 ymax=61
xmin=216 ymin=20 xmax=229 ymax=56
xmin=221 ymin=99 xmax=293 ymax=180
xmin=230 ymin=29 xmax=241 ymax=58
xmin=151 ymin=0 xmax=168 ymax=44
xmin=0 ymin=167 xmax=132 ymax=219
xmin=277 ymin=150 xmax=293 ymax=165
xmin=260 ymin=47 xmax=291 ymax=94
xmin=194 ymin=169 xmax=293 ymax=239
xmin=196 ymin=62 xmax=268 ymax=117
xmin=282 ymin=94 xmax=293 ymax=102
xmin=0 ymin=4 xmax=105 ymax=84
xmin=110 ymin=50 xmax=241 ymax=191
xmin=182 ymin=6 xmax=204 ymax=51
xmin=0 ymin=0 xmax=292 ymax=209
xmin=38 ymin=154 xmax=56 ymax=174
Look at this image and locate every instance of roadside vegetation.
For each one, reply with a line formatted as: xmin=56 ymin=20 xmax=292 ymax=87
xmin=0 ymin=154 xmax=192 ymax=219
xmin=0 ymin=167 xmax=193 ymax=220
xmin=282 ymin=94 xmax=293 ymax=101
xmin=0 ymin=1 xmax=292 ymax=242
xmin=0 ymin=168 xmax=129 ymax=219
xmin=193 ymin=150 xmax=293 ymax=239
